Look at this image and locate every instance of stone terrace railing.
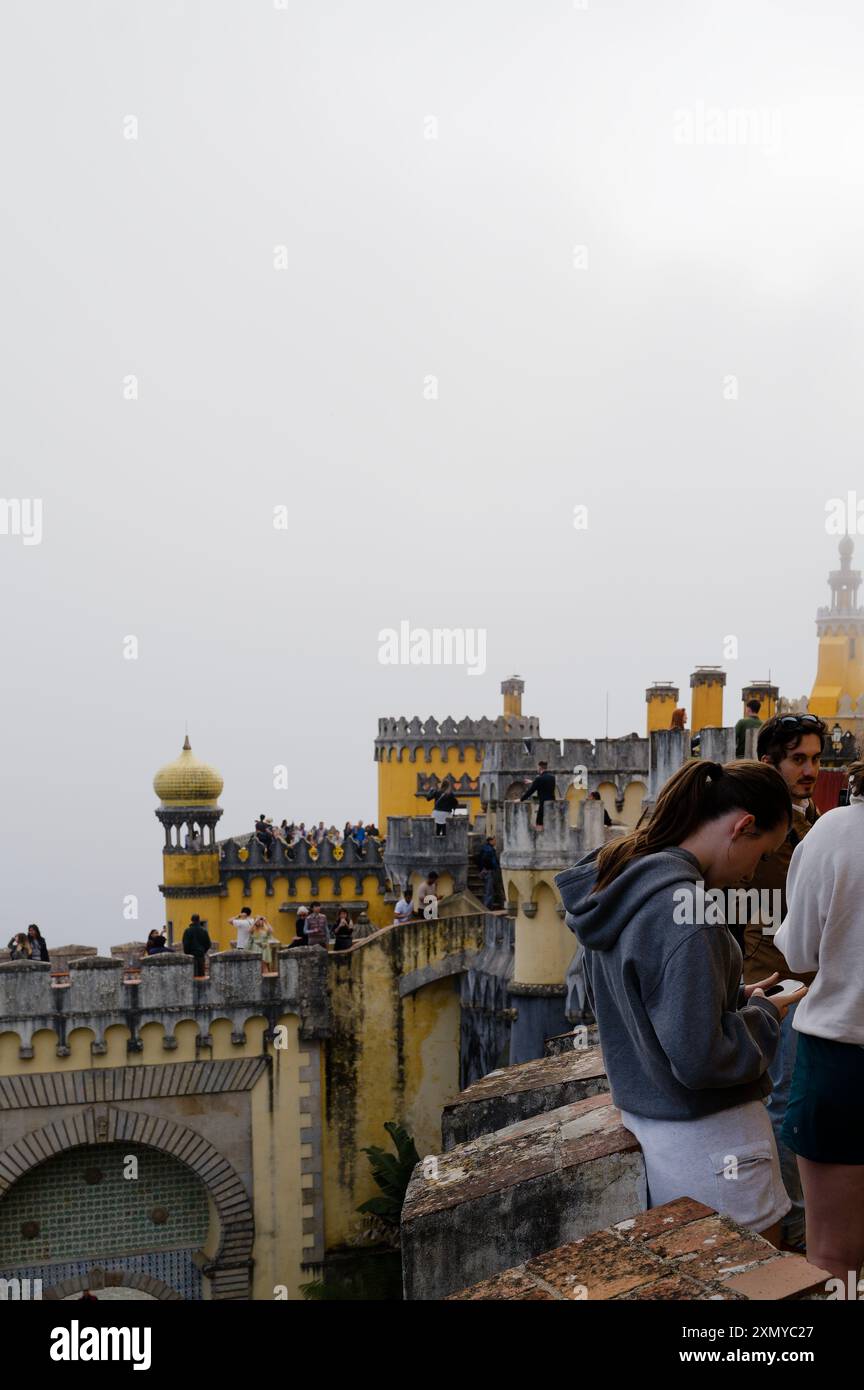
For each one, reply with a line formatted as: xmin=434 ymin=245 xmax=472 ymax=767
xmin=0 ymin=948 xmax=330 ymax=1058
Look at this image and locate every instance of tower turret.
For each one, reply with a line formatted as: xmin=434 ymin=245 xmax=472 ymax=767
xmin=690 ymin=666 xmax=726 ymax=733
xmin=154 ymin=737 xmax=224 ymax=895
xmin=645 ymin=682 xmax=679 ymax=734
xmin=810 ymin=536 xmax=864 ymax=717
xmin=501 ymin=675 xmax=524 ymax=718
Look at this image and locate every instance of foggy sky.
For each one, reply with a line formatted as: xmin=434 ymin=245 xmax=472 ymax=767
xmin=2 ymin=0 xmax=863 ymax=948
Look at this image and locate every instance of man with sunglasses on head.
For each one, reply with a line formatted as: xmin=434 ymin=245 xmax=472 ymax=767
xmin=741 ymin=712 xmax=826 ymax=1252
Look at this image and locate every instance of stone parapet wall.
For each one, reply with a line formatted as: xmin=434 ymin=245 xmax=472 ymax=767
xmin=499 ymin=800 xmax=604 ymax=870
xmin=401 ymin=1092 xmax=646 ymax=1299
xmin=441 ymin=1047 xmax=609 ymax=1150
xmin=0 ymin=947 xmax=330 ymax=1057
xmin=447 ymin=1197 xmax=833 ymax=1301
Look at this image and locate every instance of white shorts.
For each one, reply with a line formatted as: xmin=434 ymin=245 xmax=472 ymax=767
xmin=618 ymin=1099 xmax=791 ymax=1234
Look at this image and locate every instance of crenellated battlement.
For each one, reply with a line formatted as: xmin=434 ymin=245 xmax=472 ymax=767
xmin=0 ymin=948 xmax=330 ymax=1059
xmin=383 ymin=815 xmax=471 ymax=893
xmin=479 ymin=734 xmax=648 ymax=813
xmin=498 ymin=799 xmax=605 ymax=870
xmin=375 ymin=713 xmax=541 ymax=754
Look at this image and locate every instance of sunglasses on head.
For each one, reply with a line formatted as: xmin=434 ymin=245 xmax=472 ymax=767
xmin=777 ymin=714 xmax=822 ymax=729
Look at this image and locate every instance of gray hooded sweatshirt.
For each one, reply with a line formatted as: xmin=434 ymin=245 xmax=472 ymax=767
xmin=554 ymin=847 xmax=781 ymax=1121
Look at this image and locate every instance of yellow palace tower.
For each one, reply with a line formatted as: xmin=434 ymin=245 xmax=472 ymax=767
xmin=810 ymin=535 xmax=864 ymax=719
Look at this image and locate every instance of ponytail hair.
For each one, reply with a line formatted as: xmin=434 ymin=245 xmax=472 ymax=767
xmin=592 ymin=759 xmax=792 ymax=892
xmin=848 ymin=760 xmax=864 ymax=798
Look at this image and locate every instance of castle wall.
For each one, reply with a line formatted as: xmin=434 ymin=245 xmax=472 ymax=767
xmin=0 ymin=952 xmax=329 ymax=1299
xmin=320 ymin=913 xmax=493 ymax=1251
xmin=376 ymin=742 xmax=485 ymax=823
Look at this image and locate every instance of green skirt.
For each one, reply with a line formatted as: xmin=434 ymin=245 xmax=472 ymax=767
xmin=782 ymin=1031 xmax=864 ymax=1164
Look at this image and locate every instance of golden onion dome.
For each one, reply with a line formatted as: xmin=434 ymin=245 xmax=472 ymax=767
xmin=153 ymin=736 xmax=223 ymax=806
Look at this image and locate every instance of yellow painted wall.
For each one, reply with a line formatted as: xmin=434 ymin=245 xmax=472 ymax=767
xmin=647 ymin=693 xmax=677 ymax=734
xmin=691 ymin=680 xmax=724 ymax=733
xmin=321 ymin=913 xmax=487 ymax=1249
xmin=622 ymin=781 xmax=647 ymax=825
xmin=377 ymin=744 xmax=484 ymax=825
xmin=811 ymin=634 xmax=864 ymax=716
xmin=164 ymin=872 xmax=390 ymax=950
xmin=162 ymin=852 xmax=220 ymax=888
xmin=0 ymin=1013 xmax=309 ymax=1300
xmin=510 ymin=877 xmax=576 ymax=986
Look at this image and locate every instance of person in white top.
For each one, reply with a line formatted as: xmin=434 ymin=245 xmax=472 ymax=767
xmin=775 ymin=763 xmax=864 ymax=1287
xmin=393 ymin=892 xmax=413 ymax=925
xmin=229 ymin=907 xmax=253 ymax=950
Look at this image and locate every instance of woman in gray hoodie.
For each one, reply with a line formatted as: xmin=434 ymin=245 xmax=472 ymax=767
xmin=555 ymin=759 xmax=806 ymax=1242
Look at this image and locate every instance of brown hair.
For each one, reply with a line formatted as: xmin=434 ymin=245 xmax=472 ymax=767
xmin=848 ymin=761 xmax=864 ymax=798
xmin=593 ymin=759 xmax=791 ymax=892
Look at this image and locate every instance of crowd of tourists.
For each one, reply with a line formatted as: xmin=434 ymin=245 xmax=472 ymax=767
xmin=251 ymin=817 xmax=380 ymax=859
xmin=556 ymin=710 xmax=864 ymax=1290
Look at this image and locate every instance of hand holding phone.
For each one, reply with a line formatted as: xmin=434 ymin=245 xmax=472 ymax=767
xmin=753 ymin=979 xmax=808 ymax=1020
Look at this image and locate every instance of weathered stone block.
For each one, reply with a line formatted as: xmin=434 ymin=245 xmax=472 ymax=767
xmin=208 ymin=951 xmax=262 ymax=1004
xmin=0 ymin=961 xmax=53 ymax=1017
xmin=441 ymin=1046 xmax=609 ymax=1149
xmin=66 ymin=957 xmax=125 ymax=1013
xmin=401 ymin=1092 xmax=645 ymax=1300
xmin=447 ymin=1197 xmax=833 ymax=1301
xmin=138 ymin=952 xmax=195 ymax=1009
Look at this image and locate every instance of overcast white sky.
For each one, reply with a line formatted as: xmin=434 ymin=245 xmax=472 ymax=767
xmin=2 ymin=0 xmax=863 ymax=949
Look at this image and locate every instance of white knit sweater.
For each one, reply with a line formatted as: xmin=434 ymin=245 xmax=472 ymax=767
xmin=775 ymin=799 xmax=864 ymax=1045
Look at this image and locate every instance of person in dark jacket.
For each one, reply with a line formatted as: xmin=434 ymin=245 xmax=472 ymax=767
xmin=333 ymin=909 xmax=354 ymax=951
xmin=520 ymin=762 xmax=556 ymax=828
xmin=146 ymin=929 xmax=169 ymax=955
xmin=182 ymin=915 xmax=211 ymax=976
xmin=555 ymin=758 xmax=805 ymax=1240
xmin=428 ymin=780 xmax=461 ymax=836
xmin=26 ymin=924 xmax=49 ymax=962
xmin=476 ymin=836 xmax=501 ymax=908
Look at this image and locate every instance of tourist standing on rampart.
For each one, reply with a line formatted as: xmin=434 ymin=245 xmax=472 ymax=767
xmin=556 ymin=760 xmax=806 ymax=1240
xmin=520 ymin=761 xmax=556 ymax=829
xmin=305 ymin=903 xmax=330 ymax=948
xmin=427 ymin=779 xmax=461 ymax=837
xmin=182 ymin=914 xmax=211 ymax=977
xmin=333 ymin=910 xmax=354 ymax=951
xmin=229 ymin=906 xmax=254 ymax=949
xmin=26 ymin=923 xmax=49 ymax=962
